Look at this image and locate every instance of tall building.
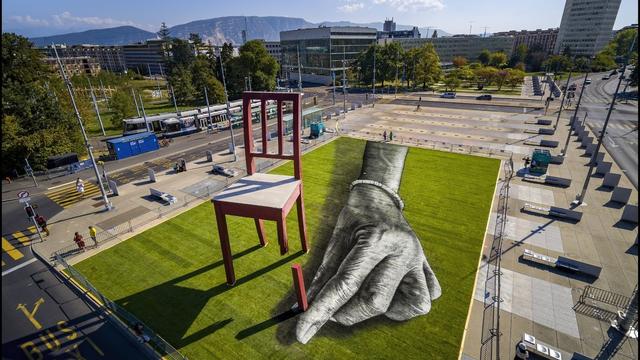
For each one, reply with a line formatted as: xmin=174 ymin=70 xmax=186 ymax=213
xmin=263 ymin=41 xmax=282 ymax=63
xmin=492 ymin=28 xmax=558 ymax=54
xmin=122 ymin=39 xmax=170 ymax=75
xmin=40 ymin=44 xmax=126 ymax=72
xmin=380 ymin=35 xmax=514 ymax=64
xmin=44 ymin=56 xmax=101 ymax=77
xmin=554 ymin=0 xmax=622 ymax=56
xmin=280 ymin=26 xmax=377 ymax=85
xmin=378 ymin=27 xmax=421 ymax=39
xmin=383 ymin=18 xmax=396 ymax=32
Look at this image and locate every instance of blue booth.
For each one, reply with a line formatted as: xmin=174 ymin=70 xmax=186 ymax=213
xmin=106 ymin=132 xmax=159 ymax=160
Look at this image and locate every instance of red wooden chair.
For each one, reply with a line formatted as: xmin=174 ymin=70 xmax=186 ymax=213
xmin=212 ymin=91 xmax=309 ymax=286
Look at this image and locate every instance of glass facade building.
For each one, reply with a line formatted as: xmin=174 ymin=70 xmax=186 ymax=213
xmin=280 ymin=26 xmax=377 ymax=85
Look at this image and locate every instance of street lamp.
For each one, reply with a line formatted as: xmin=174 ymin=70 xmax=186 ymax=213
xmin=219 ymin=56 xmax=237 ymax=162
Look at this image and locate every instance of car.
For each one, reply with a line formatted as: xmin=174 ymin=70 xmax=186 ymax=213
xmin=476 ymin=94 xmax=492 ymax=100
xmin=602 ymin=75 xmax=610 ymax=80
xmin=568 ymin=84 xmax=577 ymax=91
xmin=440 ymin=92 xmax=456 ymax=99
xmin=212 ymin=165 xmax=238 ymax=177
xmin=610 ymin=70 xmax=618 ymax=76
xmin=584 ymin=78 xmax=592 ymax=85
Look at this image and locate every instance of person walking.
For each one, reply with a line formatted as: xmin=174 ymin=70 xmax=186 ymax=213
xmin=73 ymin=232 xmax=86 ymax=252
xmin=389 ymin=131 xmax=394 ymax=141
xmin=76 ymin=178 xmax=85 ymax=198
xmin=383 ymin=130 xmax=387 ymax=142
xmin=35 ymin=214 xmax=50 ymax=237
xmin=417 ymin=96 xmax=422 ymax=110
xmin=88 ymin=226 xmax=98 ymax=247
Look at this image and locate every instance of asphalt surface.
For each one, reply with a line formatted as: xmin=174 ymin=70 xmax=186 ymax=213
xmin=565 ymin=70 xmax=638 ymax=189
xmin=2 ymin=245 xmax=150 ymax=359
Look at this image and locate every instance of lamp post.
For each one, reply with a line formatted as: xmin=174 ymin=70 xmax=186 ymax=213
xmin=553 ymin=67 xmax=572 ymax=130
xmin=88 ymin=78 xmax=106 ymax=136
xmin=131 ymin=88 xmax=141 ymax=117
xmin=561 ymin=71 xmax=589 ymax=156
xmin=297 ymin=44 xmax=303 ymax=92
xmin=52 ymin=44 xmax=111 ymax=211
xmin=372 ymin=45 xmax=376 ymax=107
xmin=170 ymin=84 xmax=179 ymax=114
xmin=219 ymin=56 xmax=237 ymax=161
xmin=204 ymin=86 xmax=213 ymax=132
xmin=138 ymin=93 xmax=150 ymax=132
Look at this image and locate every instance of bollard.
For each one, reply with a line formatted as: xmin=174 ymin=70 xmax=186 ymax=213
xmin=291 ymin=263 xmax=308 ymax=311
xmin=149 ymin=168 xmax=157 ymax=183
xmin=206 ymin=150 xmax=213 ymax=162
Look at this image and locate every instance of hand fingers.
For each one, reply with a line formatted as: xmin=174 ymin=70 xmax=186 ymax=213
xmin=384 ymin=263 xmax=432 ymax=321
xmin=296 ymin=237 xmax=386 ymax=344
xmin=422 ymin=258 xmax=442 ymax=301
xmin=331 ymin=255 xmax=406 ymax=326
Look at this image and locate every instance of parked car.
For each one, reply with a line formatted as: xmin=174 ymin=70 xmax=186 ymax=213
xmin=584 ymin=78 xmax=592 ymax=85
xmin=476 ymin=94 xmax=492 ymax=100
xmin=440 ymin=92 xmax=456 ymax=99
xmin=568 ymin=84 xmax=577 ymax=91
xmin=212 ymin=165 xmax=238 ymax=177
xmin=602 ymin=75 xmax=610 ymax=80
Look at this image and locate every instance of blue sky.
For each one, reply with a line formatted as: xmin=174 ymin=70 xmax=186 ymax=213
xmin=2 ymin=0 xmax=638 ymax=37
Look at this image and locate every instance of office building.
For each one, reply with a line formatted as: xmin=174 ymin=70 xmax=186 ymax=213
xmin=383 ymin=18 xmax=396 ymax=32
xmin=263 ymin=41 xmax=282 ymax=63
xmin=380 ymin=35 xmax=514 ymax=64
xmin=554 ymin=0 xmax=622 ymax=56
xmin=40 ymin=44 xmax=126 ymax=73
xmin=493 ymin=28 xmax=558 ymax=54
xmin=280 ymin=26 xmax=377 ymax=85
xmin=122 ymin=39 xmax=170 ymax=76
xmin=44 ymin=56 xmax=101 ymax=77
xmin=378 ymin=18 xmax=420 ymax=39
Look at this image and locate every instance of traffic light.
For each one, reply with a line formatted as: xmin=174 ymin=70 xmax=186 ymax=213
xmin=25 ymin=205 xmax=35 ymax=218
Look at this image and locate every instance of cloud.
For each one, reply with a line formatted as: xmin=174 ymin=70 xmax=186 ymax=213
xmin=338 ymin=1 xmax=365 ymax=13
xmin=7 ymin=11 xmax=155 ymax=31
xmin=372 ymin=0 xmax=444 ymax=11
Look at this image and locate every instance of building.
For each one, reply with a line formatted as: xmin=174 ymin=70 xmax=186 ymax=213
xmin=378 ymin=18 xmax=420 ymax=40
xmin=380 ymin=35 xmax=514 ymax=64
xmin=492 ymin=28 xmax=558 ymax=54
xmin=383 ymin=18 xmax=396 ymax=32
xmin=44 ymin=56 xmax=101 ymax=77
xmin=263 ymin=41 xmax=282 ymax=63
xmin=40 ymin=44 xmax=126 ymax=73
xmin=122 ymin=39 xmax=170 ymax=76
xmin=280 ymin=26 xmax=377 ymax=85
xmin=554 ymin=0 xmax=622 ymax=56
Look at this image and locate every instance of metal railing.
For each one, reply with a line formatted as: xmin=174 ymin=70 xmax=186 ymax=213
xmin=479 ymin=156 xmax=514 ymax=360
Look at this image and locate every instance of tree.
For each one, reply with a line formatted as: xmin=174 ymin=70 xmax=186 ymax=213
xmin=157 ymin=22 xmax=171 ymax=41
xmin=605 ymin=28 xmax=638 ymax=58
xmin=191 ymin=57 xmax=225 ymax=104
xmin=169 ymin=65 xmax=196 ymax=105
xmin=379 ymin=42 xmax=404 ymax=86
xmin=478 ymin=49 xmax=491 ymax=65
xmin=452 ymin=56 xmax=468 ymax=68
xmin=562 ymin=45 xmax=572 ymax=57
xmin=2 ymin=33 xmax=84 ymax=175
xmin=443 ymin=71 xmax=461 ymax=91
xmin=629 ymin=65 xmax=638 ymax=87
xmin=404 ymin=47 xmax=421 ymax=88
xmin=168 ymin=38 xmax=195 ymax=72
xmin=495 ymin=69 xmax=509 ymax=90
xmin=543 ymin=55 xmax=572 ymax=73
xmin=505 ymin=68 xmax=525 ymax=90
xmin=109 ymin=88 xmax=136 ymax=126
xmin=473 ymin=66 xmax=498 ymax=88
xmin=226 ymin=40 xmax=279 ymax=98
xmin=509 ymin=43 xmax=528 ymax=67
xmin=573 ymin=57 xmax=591 ymax=72
xmin=591 ymin=51 xmax=617 ymax=71
xmin=415 ymin=43 xmax=441 ymax=90
xmin=489 ymin=51 xmax=508 ymax=68
xmin=524 ymin=43 xmax=547 ymax=72
xmin=189 ymin=33 xmax=203 ymax=47
xmin=431 ymin=30 xmax=438 ymax=38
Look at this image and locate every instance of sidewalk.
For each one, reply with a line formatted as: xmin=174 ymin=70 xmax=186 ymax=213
xmin=34 ymin=119 xmax=340 ymax=264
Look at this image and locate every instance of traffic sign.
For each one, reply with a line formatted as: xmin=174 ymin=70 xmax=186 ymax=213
xmin=17 ymin=191 xmax=30 ymax=199
xmin=18 ymin=197 xmax=31 ymax=203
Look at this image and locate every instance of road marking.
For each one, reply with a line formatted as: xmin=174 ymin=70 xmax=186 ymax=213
xmin=2 ymin=237 xmax=24 ymax=260
xmin=13 ymin=231 xmax=31 ymax=246
xmin=47 ymin=180 xmax=76 ymax=191
xmin=607 ymin=138 xmax=619 ymax=148
xmin=2 ymin=257 xmax=36 ymax=276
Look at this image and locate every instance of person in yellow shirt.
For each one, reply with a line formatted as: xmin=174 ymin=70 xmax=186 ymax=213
xmin=88 ymin=226 xmax=98 ymax=247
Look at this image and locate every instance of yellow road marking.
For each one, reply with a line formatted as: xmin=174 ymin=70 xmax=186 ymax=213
xmin=2 ymin=237 xmax=23 ymax=260
xmin=13 ymin=231 xmax=31 ymax=246
xmin=27 ymin=226 xmax=36 ymax=233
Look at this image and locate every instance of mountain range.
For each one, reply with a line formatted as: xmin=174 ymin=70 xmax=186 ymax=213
xmin=28 ymin=16 xmax=451 ymax=47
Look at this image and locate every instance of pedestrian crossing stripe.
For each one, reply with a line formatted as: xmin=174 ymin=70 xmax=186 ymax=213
xmin=46 ymin=181 xmax=101 ymax=208
xmin=13 ymin=231 xmax=31 ymax=246
xmin=2 ymin=237 xmax=23 ymax=260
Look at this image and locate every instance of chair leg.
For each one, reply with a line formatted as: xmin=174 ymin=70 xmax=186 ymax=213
xmin=255 ymin=219 xmax=268 ymax=247
xmin=296 ymin=193 xmax=309 ymax=253
xmin=276 ymin=215 xmax=289 ymax=256
xmin=214 ymin=204 xmax=235 ymax=286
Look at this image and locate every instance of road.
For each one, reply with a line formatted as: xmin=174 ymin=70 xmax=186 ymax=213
xmin=566 ymin=70 xmax=638 ymax=189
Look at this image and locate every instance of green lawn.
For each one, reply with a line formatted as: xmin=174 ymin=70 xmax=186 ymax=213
xmin=75 ymin=137 xmax=500 ymax=359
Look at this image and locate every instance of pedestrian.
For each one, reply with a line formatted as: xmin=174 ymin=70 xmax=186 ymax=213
xmin=417 ymin=96 xmax=422 ymax=110
xmin=88 ymin=226 xmax=98 ymax=247
xmin=35 ymin=214 xmax=50 ymax=237
xmin=389 ymin=131 xmax=394 ymax=141
xmin=73 ymin=232 xmax=86 ymax=251
xmin=383 ymin=130 xmax=387 ymax=142
xmin=76 ymin=178 xmax=85 ymax=198
xmin=523 ymin=156 xmax=531 ymax=168
xmin=133 ymin=323 xmax=150 ymax=343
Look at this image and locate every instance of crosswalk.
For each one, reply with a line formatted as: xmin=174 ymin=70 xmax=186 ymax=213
xmin=46 ymin=181 xmax=102 ymax=208
xmin=2 ymin=226 xmax=38 ymax=266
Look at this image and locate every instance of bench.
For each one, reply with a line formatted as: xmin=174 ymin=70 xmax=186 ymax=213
xmin=523 ymin=249 xmax=601 ymax=278
xmin=150 ymin=188 xmax=177 ymax=205
xmin=520 ymin=333 xmax=564 ymax=360
xmin=523 ymin=174 xmax=571 ymax=187
xmin=522 ymin=203 xmax=582 ymax=221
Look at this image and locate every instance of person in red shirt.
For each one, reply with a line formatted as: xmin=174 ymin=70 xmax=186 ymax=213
xmin=73 ymin=232 xmax=86 ymax=251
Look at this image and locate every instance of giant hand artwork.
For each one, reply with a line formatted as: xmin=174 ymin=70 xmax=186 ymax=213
xmin=295 ymin=140 xmax=441 ymax=344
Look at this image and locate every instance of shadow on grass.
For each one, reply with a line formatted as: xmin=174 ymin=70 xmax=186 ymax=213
xmin=112 ymin=245 xmax=307 ymax=349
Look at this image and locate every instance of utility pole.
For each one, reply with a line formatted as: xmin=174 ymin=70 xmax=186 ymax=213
xmin=573 ymin=32 xmax=636 ymax=206
xmin=394 ymin=47 xmax=399 ymax=98
xmin=553 ymin=67 xmax=572 ymax=130
xmin=219 ymin=56 xmax=237 ymax=161
xmin=88 ymin=79 xmax=106 ymax=136
xmin=483 ymin=26 xmax=489 ymax=38
xmin=131 ymin=88 xmax=141 ymax=117
xmin=52 ymin=44 xmax=111 ymax=211
xmin=297 ymin=44 xmax=303 ymax=92
xmin=99 ymin=79 xmax=108 ymax=106
xmin=561 ymin=72 xmax=589 ymax=156
xmin=24 ymin=158 xmax=38 ymax=187
xmin=170 ymin=84 xmax=179 ymax=114
xmin=138 ymin=93 xmax=150 ymax=132
xmin=204 ymin=86 xmax=213 ymax=132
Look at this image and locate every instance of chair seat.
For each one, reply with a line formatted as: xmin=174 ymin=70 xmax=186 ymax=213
xmin=213 ymin=173 xmax=300 ymax=209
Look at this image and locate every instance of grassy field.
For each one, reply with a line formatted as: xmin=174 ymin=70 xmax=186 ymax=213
xmin=75 ymin=137 xmax=500 ymax=359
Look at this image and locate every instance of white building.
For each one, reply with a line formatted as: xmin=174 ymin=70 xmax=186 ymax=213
xmin=554 ymin=0 xmax=622 ymax=56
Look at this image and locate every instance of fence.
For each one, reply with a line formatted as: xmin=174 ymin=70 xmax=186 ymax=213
xmin=479 ymin=156 xmax=514 ymax=360
xmin=53 ymin=253 xmax=187 ymax=360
